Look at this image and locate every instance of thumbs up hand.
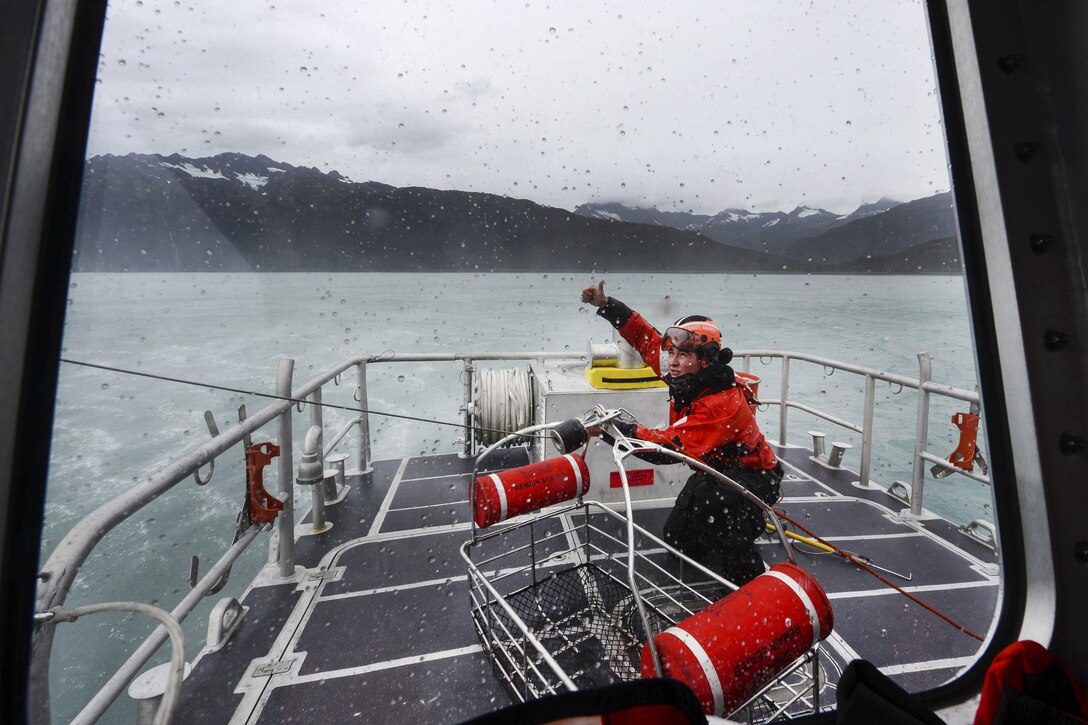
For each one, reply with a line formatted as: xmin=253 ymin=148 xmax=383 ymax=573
xmin=580 ymin=279 xmax=608 ymax=307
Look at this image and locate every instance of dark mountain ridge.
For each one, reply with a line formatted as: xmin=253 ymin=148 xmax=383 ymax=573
xmin=815 ymin=236 xmax=961 ymax=274
xmin=75 ymin=153 xmax=791 ymax=273
xmin=74 ymin=152 xmax=959 ymax=273
xmin=786 ymin=192 xmax=956 ymax=263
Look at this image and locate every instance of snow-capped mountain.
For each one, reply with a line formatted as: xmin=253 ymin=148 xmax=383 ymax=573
xmin=571 ymin=203 xmax=711 ymax=230
xmin=574 ymin=199 xmax=909 ymax=254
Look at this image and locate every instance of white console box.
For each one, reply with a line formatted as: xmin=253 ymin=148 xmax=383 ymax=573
xmin=530 ymin=359 xmax=691 ymax=506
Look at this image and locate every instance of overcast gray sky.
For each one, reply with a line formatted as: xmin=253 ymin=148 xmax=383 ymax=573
xmin=86 ymin=0 xmax=950 ymax=216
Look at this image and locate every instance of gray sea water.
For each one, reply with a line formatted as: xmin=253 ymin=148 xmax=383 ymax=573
xmin=44 ymin=272 xmax=992 ymax=722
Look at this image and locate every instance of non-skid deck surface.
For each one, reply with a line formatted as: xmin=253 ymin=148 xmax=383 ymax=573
xmin=175 ymin=445 xmax=998 ymax=723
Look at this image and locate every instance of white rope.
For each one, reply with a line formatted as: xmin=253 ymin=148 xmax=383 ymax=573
xmin=474 ymin=367 xmax=533 ymax=446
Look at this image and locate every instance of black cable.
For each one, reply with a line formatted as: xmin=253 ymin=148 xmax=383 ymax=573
xmin=59 ymin=357 xmax=552 ymax=442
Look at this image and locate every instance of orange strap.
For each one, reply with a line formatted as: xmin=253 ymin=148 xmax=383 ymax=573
xmin=947 ymin=412 xmax=980 ymax=471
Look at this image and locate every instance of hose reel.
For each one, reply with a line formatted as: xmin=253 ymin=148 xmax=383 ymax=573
xmin=472 ymin=367 xmax=535 ymax=447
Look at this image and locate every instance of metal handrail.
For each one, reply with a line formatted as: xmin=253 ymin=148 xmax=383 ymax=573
xmin=36 ymin=352 xmax=572 ymax=609
xmin=31 ymin=350 xmax=572 ymax=724
xmin=734 ymin=350 xmax=989 ymax=512
xmin=52 ymin=347 xmax=941 ymax=619
xmin=737 ymin=349 xmax=979 ymax=402
xmin=69 ymin=524 xmax=264 ymax=725
xmin=49 ymin=602 xmax=187 ymax=725
xmin=323 ymin=416 xmax=363 ymax=459
xmin=32 ymin=346 xmax=987 ymax=722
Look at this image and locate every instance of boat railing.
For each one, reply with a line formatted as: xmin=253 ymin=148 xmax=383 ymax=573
xmin=32 ymin=347 xmax=986 ymax=723
xmin=733 ymin=350 xmax=989 ymax=516
xmin=31 ymin=350 xmax=570 ymax=725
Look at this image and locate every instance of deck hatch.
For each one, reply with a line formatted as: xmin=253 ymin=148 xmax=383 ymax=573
xmin=251 ymin=659 xmax=296 ymax=677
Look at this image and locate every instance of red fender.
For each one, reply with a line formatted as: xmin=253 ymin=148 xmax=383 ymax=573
xmin=642 ymin=563 xmax=833 ymax=717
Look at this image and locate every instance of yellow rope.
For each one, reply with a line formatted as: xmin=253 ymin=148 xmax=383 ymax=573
xmin=765 ymin=522 xmax=835 ymax=553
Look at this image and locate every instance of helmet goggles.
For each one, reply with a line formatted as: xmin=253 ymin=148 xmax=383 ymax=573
xmin=661 ymin=320 xmax=721 ymax=352
xmin=661 ymin=326 xmax=701 ymax=351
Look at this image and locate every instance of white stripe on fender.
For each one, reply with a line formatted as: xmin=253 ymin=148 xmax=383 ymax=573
xmin=661 ymin=627 xmax=724 ymax=716
xmin=488 ymin=473 xmax=508 ymax=521
xmin=562 ymin=453 xmax=584 ymax=492
xmin=764 ymin=569 xmax=822 ymax=644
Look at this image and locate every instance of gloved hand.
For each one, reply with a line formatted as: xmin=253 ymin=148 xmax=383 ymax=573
xmin=611 ymin=414 xmax=637 ymax=439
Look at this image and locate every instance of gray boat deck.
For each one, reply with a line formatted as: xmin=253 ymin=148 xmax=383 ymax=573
xmin=173 ymin=444 xmax=998 ymax=724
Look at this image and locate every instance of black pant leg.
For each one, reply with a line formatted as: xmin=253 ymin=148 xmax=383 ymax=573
xmin=712 ymin=466 xmax=784 ymax=586
xmin=664 ymin=467 xmax=785 ymax=587
xmin=663 ymin=474 xmax=713 ymax=564
xmin=714 ymin=496 xmax=766 ymax=586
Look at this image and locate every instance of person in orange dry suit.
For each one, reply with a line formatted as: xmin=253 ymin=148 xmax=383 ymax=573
xmin=581 ymin=280 xmax=783 ymax=586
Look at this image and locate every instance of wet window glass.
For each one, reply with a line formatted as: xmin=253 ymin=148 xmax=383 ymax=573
xmin=41 ymin=1 xmax=998 ymax=722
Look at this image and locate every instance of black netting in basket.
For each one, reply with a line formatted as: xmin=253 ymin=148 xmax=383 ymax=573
xmin=481 ymin=563 xmax=666 ymax=690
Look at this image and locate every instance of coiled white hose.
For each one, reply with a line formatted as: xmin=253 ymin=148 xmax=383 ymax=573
xmin=473 ymin=367 xmax=534 ymax=446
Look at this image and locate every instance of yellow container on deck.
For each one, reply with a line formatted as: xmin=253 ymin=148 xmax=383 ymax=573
xmin=584 ymin=365 xmax=667 ymax=390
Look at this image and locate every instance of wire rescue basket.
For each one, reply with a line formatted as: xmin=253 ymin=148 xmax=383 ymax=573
xmin=461 ymin=500 xmax=837 ymax=721
xmin=460 ymin=413 xmax=838 ymax=722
